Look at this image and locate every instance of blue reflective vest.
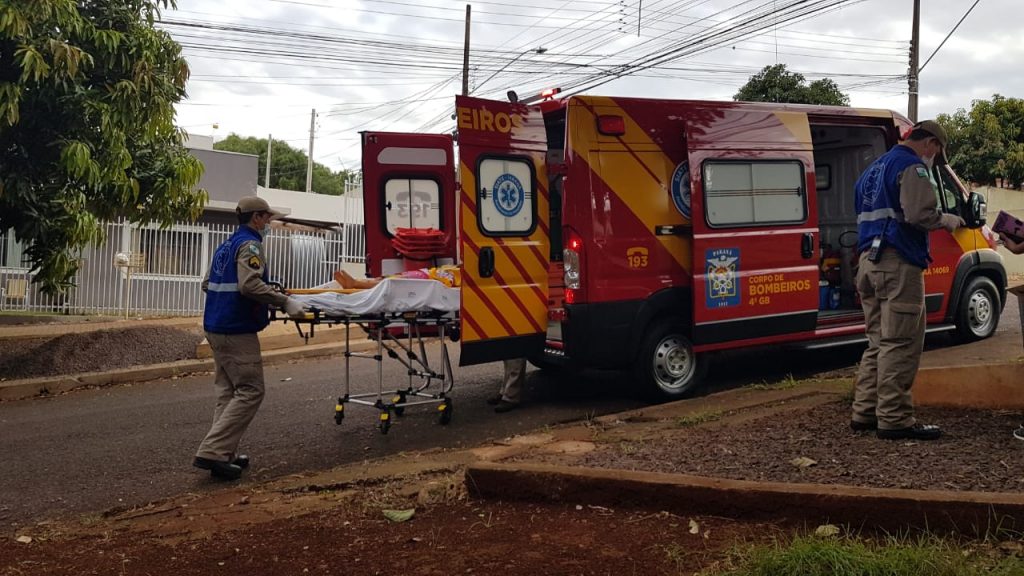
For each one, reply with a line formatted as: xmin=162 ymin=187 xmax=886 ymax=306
xmin=203 ymin=226 xmax=271 ymax=334
xmin=855 ymin=144 xmax=931 ymax=269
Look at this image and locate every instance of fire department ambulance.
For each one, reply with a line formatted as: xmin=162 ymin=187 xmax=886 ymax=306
xmin=360 ymin=93 xmax=1003 ymax=399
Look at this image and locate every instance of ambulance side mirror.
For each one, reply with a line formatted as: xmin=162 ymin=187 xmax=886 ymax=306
xmin=965 ymin=191 xmax=987 ymax=229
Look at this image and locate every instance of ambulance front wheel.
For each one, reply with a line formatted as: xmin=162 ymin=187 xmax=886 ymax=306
xmin=954 ymin=276 xmax=1000 ymax=342
xmin=636 ymin=321 xmax=705 ymax=401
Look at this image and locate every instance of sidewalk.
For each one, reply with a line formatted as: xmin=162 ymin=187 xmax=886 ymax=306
xmin=0 ymin=315 xmax=370 ymax=401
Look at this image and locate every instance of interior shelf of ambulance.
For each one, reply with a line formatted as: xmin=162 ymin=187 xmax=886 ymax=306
xmin=811 ymin=124 xmax=886 ymax=322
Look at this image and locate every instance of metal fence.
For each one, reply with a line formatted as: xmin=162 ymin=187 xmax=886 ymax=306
xmin=0 ymin=215 xmax=367 ymax=317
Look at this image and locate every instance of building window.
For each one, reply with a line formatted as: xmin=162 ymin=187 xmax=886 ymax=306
xmin=703 ymin=160 xmax=806 ymax=227
xmin=123 ymin=225 xmax=207 ymax=279
xmin=477 ymin=156 xmax=535 ymax=236
xmin=384 ymin=178 xmax=441 ymax=234
xmin=0 ymin=229 xmax=28 ymax=270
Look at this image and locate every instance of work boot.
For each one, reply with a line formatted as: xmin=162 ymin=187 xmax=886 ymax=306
xmin=1013 ymin=426 xmax=1024 ymax=441
xmin=232 ymin=454 xmax=250 ymax=469
xmin=850 ymin=419 xmax=878 ymax=432
xmin=193 ymin=456 xmax=243 ymax=480
xmin=494 ymin=400 xmax=519 ymax=414
xmin=486 ymin=394 xmax=503 ymax=406
xmin=876 ymin=423 xmax=941 ymax=441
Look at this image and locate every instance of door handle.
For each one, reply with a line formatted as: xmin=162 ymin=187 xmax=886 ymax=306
xmin=479 ymin=246 xmax=495 ymax=278
xmin=801 ymin=233 xmax=814 ymax=259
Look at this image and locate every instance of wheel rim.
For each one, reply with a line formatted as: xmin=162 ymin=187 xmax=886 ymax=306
xmin=651 ymin=335 xmax=696 ymax=392
xmin=967 ymin=288 xmax=995 ymax=337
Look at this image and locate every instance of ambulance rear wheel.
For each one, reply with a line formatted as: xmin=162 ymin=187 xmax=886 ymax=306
xmin=636 ymin=321 xmax=705 ymax=401
xmin=954 ymin=276 xmax=999 ymax=342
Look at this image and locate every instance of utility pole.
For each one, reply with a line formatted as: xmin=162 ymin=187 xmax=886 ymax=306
xmin=907 ymin=0 xmax=920 ymax=122
xmin=264 ymin=134 xmax=272 ymax=188
xmin=462 ymin=4 xmax=471 ymax=96
xmin=305 ymin=109 xmax=316 ymax=193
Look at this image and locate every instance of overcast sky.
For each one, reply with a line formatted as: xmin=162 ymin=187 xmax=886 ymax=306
xmin=168 ymin=0 xmax=1022 ymax=176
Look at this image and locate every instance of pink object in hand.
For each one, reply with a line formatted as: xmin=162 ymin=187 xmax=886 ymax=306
xmin=993 ymin=210 xmax=1024 ymax=243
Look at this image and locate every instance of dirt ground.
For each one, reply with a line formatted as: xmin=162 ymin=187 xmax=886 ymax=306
xmin=573 ymin=399 xmax=1024 ymax=492
xmin=0 ymin=326 xmax=203 ymax=380
xmin=0 ymin=475 xmax=779 ymax=576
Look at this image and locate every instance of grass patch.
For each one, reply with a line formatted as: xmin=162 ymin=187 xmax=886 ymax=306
xmin=675 ymin=410 xmax=723 ymax=428
xmin=702 ymin=532 xmax=1024 ymax=576
xmin=746 ymin=374 xmax=799 ymax=391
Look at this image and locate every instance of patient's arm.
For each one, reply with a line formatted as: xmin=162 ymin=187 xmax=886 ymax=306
xmin=333 ymin=270 xmax=382 ymax=289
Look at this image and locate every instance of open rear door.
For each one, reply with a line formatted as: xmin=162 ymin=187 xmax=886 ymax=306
xmin=456 ymin=96 xmax=550 ymax=365
xmin=360 ymin=132 xmax=457 ymax=278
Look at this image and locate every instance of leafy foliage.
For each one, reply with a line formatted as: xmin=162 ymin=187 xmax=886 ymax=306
xmin=735 ymin=64 xmax=850 ymax=106
xmin=937 ymin=95 xmax=1024 ymax=188
xmin=0 ymin=0 xmax=205 ymax=293
xmin=213 ymin=134 xmax=353 ymax=196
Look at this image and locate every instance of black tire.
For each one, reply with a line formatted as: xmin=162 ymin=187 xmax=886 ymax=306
xmin=633 ymin=319 xmax=706 ymax=401
xmin=954 ymin=276 xmax=1000 ymax=342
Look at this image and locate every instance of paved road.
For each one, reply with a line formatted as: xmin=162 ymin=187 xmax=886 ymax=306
xmin=1 ymin=296 xmax=1020 ymax=531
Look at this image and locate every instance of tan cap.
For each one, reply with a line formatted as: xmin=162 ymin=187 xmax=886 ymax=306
xmin=912 ymin=120 xmax=948 ymax=148
xmin=236 ymin=196 xmax=283 ymax=218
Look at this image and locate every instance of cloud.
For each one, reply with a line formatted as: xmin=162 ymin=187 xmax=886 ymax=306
xmin=169 ymin=0 xmax=1021 ymax=170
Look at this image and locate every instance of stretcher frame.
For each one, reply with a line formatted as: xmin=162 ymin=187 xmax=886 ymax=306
xmin=285 ymin=308 xmax=455 ymax=434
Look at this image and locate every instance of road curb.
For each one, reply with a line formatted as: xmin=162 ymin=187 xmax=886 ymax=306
xmin=465 ymin=461 xmax=1024 ymax=536
xmin=0 ymin=339 xmax=373 ymax=402
xmin=913 ymin=361 xmax=1024 ymax=409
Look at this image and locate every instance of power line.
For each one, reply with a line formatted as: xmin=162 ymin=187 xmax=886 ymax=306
xmin=919 ymin=0 xmax=983 ymax=73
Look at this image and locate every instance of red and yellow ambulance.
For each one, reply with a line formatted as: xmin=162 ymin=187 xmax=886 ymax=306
xmin=361 ymin=93 xmax=1002 ymax=399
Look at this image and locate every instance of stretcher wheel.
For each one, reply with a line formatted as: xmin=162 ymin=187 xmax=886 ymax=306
xmin=392 ymin=392 xmax=407 ymax=417
xmin=438 ymin=399 xmax=452 ymax=425
xmin=334 ymin=401 xmax=344 ymax=425
xmin=379 ymin=409 xmax=392 ymax=434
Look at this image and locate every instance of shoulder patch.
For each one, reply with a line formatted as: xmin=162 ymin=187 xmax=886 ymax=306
xmin=247 ymin=256 xmax=263 ymax=270
xmin=915 ymin=166 xmax=929 ymax=179
xmin=248 ymin=243 xmax=261 ymax=256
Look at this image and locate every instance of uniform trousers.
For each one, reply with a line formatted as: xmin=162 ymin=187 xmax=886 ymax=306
xmin=500 ymin=358 xmax=527 ymax=404
xmin=196 ymin=332 xmax=265 ymax=461
xmin=852 ymin=249 xmax=926 ymax=430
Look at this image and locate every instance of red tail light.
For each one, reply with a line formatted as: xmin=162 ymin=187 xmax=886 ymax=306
xmin=563 ymin=227 xmax=584 ymax=303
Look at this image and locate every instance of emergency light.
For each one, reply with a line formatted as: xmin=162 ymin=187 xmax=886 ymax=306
xmin=597 ymin=115 xmax=626 ymax=136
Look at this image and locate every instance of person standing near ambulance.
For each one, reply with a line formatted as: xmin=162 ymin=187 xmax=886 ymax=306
xmin=193 ymin=196 xmax=307 ymax=480
xmin=851 ymin=120 xmax=964 ymax=441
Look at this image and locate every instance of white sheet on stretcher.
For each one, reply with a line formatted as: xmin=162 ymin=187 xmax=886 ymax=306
xmin=292 ymin=278 xmax=459 ymax=316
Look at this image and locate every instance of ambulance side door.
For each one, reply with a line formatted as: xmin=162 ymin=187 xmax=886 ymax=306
xmin=360 ymin=132 xmax=457 ymax=278
xmin=687 ymin=108 xmax=820 ymax=346
xmin=455 ymin=96 xmax=550 ymax=366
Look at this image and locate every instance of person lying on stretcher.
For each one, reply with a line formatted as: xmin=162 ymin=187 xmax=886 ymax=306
xmin=333 ymin=265 xmax=461 ymax=289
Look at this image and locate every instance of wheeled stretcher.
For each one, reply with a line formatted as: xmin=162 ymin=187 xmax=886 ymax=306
xmin=280 ymin=278 xmax=459 ymax=434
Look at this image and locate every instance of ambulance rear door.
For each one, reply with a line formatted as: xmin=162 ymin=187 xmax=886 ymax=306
xmin=687 ymin=106 xmax=820 ymax=347
xmin=360 ymin=132 xmax=457 ymax=278
xmin=456 ymin=95 xmax=550 ymax=366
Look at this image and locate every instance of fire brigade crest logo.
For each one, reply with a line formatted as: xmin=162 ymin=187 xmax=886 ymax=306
xmin=492 ymin=173 xmax=525 ymax=218
xmin=705 ymin=248 xmax=740 ymax=308
xmin=670 ymin=161 xmax=692 ymax=220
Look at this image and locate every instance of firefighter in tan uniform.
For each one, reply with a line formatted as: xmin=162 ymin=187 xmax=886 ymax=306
xmin=193 ymin=197 xmax=307 ymax=480
xmin=851 ymin=121 xmax=963 ymax=440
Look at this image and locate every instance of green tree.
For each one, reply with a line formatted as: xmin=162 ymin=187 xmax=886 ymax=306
xmin=937 ymin=95 xmax=1024 ymax=187
xmin=0 ymin=0 xmax=204 ymax=293
xmin=213 ymin=134 xmax=352 ymax=196
xmin=734 ymin=64 xmax=850 ymax=106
